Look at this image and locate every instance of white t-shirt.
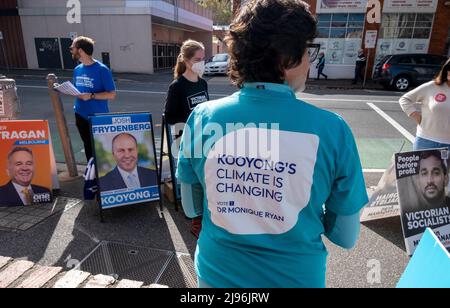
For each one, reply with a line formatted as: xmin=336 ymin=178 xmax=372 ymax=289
xmin=399 ymin=81 xmax=450 ymax=144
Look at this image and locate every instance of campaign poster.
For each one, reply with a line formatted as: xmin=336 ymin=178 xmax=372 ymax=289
xmin=90 ymin=113 xmax=160 ymax=209
xmin=0 ymin=120 xmax=53 ymax=207
xmin=360 ymin=162 xmax=400 ymax=222
xmin=395 ymin=149 xmax=450 ymax=256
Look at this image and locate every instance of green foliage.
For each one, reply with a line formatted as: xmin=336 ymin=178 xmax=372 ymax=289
xmin=196 ymin=0 xmax=233 ymax=25
xmin=94 ymin=141 xmax=115 ymax=177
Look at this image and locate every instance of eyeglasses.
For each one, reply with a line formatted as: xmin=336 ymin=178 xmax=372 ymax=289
xmin=307 ymin=43 xmax=321 ymax=63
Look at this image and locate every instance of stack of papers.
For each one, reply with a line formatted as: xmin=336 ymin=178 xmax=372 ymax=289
xmin=53 ymin=81 xmax=81 ymax=96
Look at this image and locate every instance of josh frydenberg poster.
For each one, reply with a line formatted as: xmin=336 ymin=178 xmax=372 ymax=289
xmin=360 ymin=161 xmax=400 ymax=222
xmin=0 ymin=120 xmax=53 ymax=207
xmin=90 ymin=113 xmax=160 ymax=209
xmin=395 ymin=149 xmax=450 ymax=256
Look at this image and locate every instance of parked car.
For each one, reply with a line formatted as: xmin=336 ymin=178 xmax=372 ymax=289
xmin=373 ymin=54 xmax=448 ymax=91
xmin=204 ymin=53 xmax=229 ymax=76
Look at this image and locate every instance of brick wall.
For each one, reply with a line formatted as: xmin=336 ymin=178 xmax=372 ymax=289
xmin=429 ymin=0 xmax=450 ymax=55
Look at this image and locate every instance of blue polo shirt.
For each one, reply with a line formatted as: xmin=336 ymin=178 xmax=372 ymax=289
xmin=176 ymin=82 xmax=368 ymax=287
xmin=73 ymin=60 xmax=116 ymax=119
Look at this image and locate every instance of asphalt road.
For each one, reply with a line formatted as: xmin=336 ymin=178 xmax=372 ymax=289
xmin=1 ymin=76 xmax=419 ymax=288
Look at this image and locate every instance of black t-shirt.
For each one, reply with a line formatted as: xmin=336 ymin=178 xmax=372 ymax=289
xmin=164 ymin=75 xmax=209 ymax=125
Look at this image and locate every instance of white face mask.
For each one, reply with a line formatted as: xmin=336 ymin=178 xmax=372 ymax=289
xmin=191 ymin=61 xmax=205 ymax=77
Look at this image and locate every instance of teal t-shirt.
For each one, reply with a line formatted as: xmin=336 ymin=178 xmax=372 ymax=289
xmin=176 ymin=82 xmax=368 ymax=287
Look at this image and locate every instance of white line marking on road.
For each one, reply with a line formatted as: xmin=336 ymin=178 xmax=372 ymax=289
xmin=17 ymin=85 xmax=399 ymax=102
xmin=299 ymin=97 xmax=398 ymax=104
xmin=367 ymin=102 xmax=415 ymax=143
xmin=363 ymin=169 xmax=386 ymax=173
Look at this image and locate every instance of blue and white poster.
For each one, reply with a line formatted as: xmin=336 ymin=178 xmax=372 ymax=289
xmin=90 ymin=113 xmax=160 ymax=209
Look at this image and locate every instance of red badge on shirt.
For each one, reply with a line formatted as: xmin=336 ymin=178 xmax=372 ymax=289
xmin=435 ymin=93 xmax=447 ymax=103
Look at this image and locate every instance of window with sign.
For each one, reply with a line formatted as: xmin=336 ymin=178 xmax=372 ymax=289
xmin=380 ymin=13 xmax=434 ymax=39
xmin=317 ymin=13 xmax=364 ymax=39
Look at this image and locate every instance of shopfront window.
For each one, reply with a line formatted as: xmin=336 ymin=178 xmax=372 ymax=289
xmin=380 ymin=13 xmax=434 ymax=40
xmin=317 ymin=13 xmax=364 ymax=39
xmin=375 ymin=13 xmax=435 ymax=67
xmin=315 ymin=14 xmax=364 ymax=65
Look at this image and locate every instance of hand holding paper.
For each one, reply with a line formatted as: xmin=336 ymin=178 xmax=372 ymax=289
xmin=53 ymin=81 xmax=81 ymax=96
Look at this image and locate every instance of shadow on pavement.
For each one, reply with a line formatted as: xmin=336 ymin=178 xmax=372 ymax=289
xmin=52 ymin=187 xmax=198 ymax=287
xmin=362 ymin=216 xmax=406 ymax=252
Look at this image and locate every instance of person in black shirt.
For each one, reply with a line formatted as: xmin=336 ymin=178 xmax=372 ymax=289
xmin=165 ymin=40 xmax=209 ymax=126
xmin=164 ymin=39 xmax=209 ymax=238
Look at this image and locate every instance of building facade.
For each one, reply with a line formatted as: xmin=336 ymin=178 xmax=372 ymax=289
xmin=234 ymin=0 xmax=450 ymax=79
xmin=0 ymin=0 xmax=27 ymax=69
xmin=212 ymin=25 xmax=228 ymax=56
xmin=17 ymin=0 xmax=213 ymax=73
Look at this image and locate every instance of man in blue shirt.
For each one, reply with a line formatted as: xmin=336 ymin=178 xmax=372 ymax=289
xmin=70 ymin=36 xmax=116 ymax=161
xmin=176 ymin=0 xmax=368 ymax=288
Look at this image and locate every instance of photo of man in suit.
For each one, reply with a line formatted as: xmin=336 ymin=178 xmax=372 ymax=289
xmin=99 ymin=133 xmax=158 ymax=191
xmin=0 ymin=147 xmax=51 ymax=207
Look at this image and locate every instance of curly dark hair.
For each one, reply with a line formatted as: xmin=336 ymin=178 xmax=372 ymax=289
xmin=225 ymin=0 xmax=317 ymax=87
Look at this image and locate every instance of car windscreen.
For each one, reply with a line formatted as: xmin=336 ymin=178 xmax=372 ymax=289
xmin=210 ymin=54 xmax=228 ymax=62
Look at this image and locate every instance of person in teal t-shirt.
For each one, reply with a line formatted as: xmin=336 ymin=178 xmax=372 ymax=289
xmin=176 ymin=0 xmax=368 ymax=288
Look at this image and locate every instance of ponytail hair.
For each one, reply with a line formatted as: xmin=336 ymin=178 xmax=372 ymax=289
xmin=435 ymin=58 xmax=450 ymax=86
xmin=174 ymin=39 xmax=205 ymax=79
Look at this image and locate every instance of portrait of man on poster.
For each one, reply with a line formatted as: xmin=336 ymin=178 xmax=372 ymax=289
xmin=0 ymin=147 xmax=51 ymax=207
xmin=415 ymin=150 xmax=450 ymax=210
xmin=99 ymin=133 xmax=157 ymax=191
